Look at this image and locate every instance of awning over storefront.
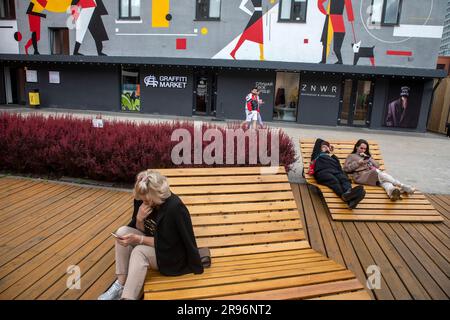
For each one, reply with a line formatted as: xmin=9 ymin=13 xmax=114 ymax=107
xmin=0 ymin=54 xmax=447 ymax=79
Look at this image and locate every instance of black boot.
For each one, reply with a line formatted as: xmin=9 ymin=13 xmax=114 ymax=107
xmin=348 ymin=189 xmax=366 ymax=209
xmin=341 ymin=185 xmax=364 ymax=202
xmin=73 ymin=41 xmax=83 ymax=55
xmin=95 ymin=40 xmax=107 ymax=56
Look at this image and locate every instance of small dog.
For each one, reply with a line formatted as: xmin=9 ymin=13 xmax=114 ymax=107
xmin=352 ymin=41 xmax=375 ymax=66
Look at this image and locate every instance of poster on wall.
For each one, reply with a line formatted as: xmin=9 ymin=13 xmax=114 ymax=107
xmin=49 ymin=71 xmax=60 ymax=84
xmin=384 ymin=81 xmax=423 ymax=129
xmin=26 ymin=70 xmax=38 ymax=83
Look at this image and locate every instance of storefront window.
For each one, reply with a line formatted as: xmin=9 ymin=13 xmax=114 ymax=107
xmin=121 ymin=68 xmax=140 ymax=112
xmin=273 ymin=72 xmax=299 ymax=122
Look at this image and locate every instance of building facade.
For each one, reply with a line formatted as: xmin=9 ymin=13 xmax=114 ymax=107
xmin=0 ymin=0 xmax=448 ymax=131
xmin=439 ymin=0 xmax=450 ymax=56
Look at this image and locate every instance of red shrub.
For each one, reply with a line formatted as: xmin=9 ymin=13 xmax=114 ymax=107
xmin=0 ymin=113 xmax=297 ymax=183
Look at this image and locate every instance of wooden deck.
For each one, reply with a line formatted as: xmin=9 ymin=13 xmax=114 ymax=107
xmin=0 ymin=177 xmax=133 ymax=300
xmin=291 ymin=183 xmax=450 ymax=300
xmin=0 ymin=176 xmax=449 ymax=300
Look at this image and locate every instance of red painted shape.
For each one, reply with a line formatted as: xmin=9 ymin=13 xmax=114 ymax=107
xmin=176 ymin=38 xmax=186 ymax=50
xmin=14 ymin=32 xmax=22 ymax=42
xmin=241 ymin=17 xmax=264 ymax=44
xmin=304 ymin=38 xmax=309 ymax=44
xmin=386 ymin=50 xmax=413 ymax=56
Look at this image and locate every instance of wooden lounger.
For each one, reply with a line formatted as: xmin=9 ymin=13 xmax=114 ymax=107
xmin=300 ymin=139 xmax=443 ymax=222
xmin=143 ymin=166 xmax=370 ymax=300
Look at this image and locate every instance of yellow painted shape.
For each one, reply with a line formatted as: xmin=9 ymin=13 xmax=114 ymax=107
xmin=326 ymin=1 xmax=333 ymax=57
xmin=201 ymin=27 xmax=208 ymax=35
xmin=31 ymin=0 xmax=72 ymax=13
xmin=152 ymin=0 xmax=170 ymax=28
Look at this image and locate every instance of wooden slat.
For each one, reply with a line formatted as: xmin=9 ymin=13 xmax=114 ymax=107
xmin=210 ymin=241 xmax=310 ymax=258
xmin=196 ymin=230 xmax=305 ymax=248
xmin=144 ymin=270 xmax=356 ymax=300
xmin=157 ymin=166 xmax=286 ymax=177
xmin=171 ymin=183 xmax=292 ymax=195
xmin=310 ymin=290 xmax=372 ymax=300
xmin=331 ymin=214 xmax=444 ymax=222
xmin=191 ymin=210 xmax=301 ymax=226
xmin=168 ymin=174 xmax=289 ymax=186
xmin=188 ymin=200 xmax=298 ymax=215
xmin=181 ymin=191 xmax=294 ymax=205
xmin=194 ymin=220 xmax=302 ymax=237
xmin=207 ymin=278 xmax=366 ymax=300
xmin=146 ymin=260 xmax=342 ymax=292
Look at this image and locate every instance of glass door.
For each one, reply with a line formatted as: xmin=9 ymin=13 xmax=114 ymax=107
xmin=273 ymin=72 xmax=299 ymax=122
xmin=121 ymin=67 xmax=140 ymax=112
xmin=339 ymin=79 xmax=373 ymax=126
xmin=193 ymin=71 xmax=216 ymax=116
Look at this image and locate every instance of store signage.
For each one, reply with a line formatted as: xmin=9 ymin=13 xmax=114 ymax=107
xmin=255 ymin=81 xmax=274 ymax=94
xmin=144 ymin=75 xmax=188 ymax=89
xmin=300 ymin=82 xmax=338 ymax=98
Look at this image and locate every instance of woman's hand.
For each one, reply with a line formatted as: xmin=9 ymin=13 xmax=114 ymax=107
xmin=117 ymin=234 xmax=141 ymax=247
xmin=136 ymin=203 xmax=152 ymax=222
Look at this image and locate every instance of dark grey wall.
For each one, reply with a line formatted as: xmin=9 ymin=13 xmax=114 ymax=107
xmin=298 ymin=74 xmax=342 ymax=126
xmin=140 ymin=66 xmax=193 ymax=117
xmin=0 ymin=66 xmax=5 ymax=104
xmin=417 ymin=80 xmax=434 ymax=132
xmin=216 ymin=70 xmax=275 ymax=121
xmin=370 ymin=78 xmax=389 ymax=129
xmin=24 ymin=64 xmax=119 ymax=111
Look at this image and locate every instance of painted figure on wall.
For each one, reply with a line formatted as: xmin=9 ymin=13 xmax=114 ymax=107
xmin=71 ymin=0 xmax=109 ymax=55
xmin=24 ymin=0 xmax=108 ymax=55
xmin=230 ymin=0 xmax=265 ymax=61
xmin=318 ymin=0 xmax=355 ymax=64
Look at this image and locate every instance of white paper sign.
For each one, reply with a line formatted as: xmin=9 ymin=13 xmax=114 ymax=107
xmin=49 ymin=71 xmax=60 ymax=84
xmin=92 ymin=118 xmax=104 ymax=128
xmin=26 ymin=70 xmax=38 ymax=83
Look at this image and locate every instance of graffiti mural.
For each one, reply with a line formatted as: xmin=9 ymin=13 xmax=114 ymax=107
xmin=9 ymin=1 xmax=444 ymax=69
xmin=318 ymin=0 xmax=355 ymax=64
xmin=230 ymin=0 xmax=265 ymax=61
xmin=24 ymin=0 xmax=109 ymax=55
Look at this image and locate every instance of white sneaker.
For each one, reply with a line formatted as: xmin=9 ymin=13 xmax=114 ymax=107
xmin=98 ymin=280 xmax=124 ymax=300
xmin=400 ymin=184 xmax=416 ymax=195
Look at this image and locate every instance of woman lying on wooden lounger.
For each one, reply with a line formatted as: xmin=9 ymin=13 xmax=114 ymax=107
xmin=311 ymin=138 xmax=366 ymax=209
xmin=343 ymin=139 xmax=415 ymax=201
xmin=98 ymin=170 xmax=204 ymax=300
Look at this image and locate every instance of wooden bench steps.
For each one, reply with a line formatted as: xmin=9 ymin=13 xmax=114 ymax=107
xmin=300 ymin=139 xmax=443 ymax=222
xmin=143 ymin=167 xmax=370 ymax=300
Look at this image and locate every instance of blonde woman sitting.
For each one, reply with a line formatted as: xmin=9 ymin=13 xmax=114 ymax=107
xmin=98 ymin=170 xmax=204 ymax=300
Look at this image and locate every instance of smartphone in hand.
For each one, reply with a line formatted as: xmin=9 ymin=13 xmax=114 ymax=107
xmin=111 ymin=232 xmax=125 ymax=240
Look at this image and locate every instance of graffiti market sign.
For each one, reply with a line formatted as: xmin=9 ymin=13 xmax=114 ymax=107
xmin=144 ymin=75 xmax=188 ymax=89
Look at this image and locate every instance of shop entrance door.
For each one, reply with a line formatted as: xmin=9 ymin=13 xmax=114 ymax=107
xmin=3 ymin=67 xmax=26 ymax=105
xmin=338 ymin=79 xmax=374 ymax=126
xmin=193 ymin=71 xmax=216 ymax=116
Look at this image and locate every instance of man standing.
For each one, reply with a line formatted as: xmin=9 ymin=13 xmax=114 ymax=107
xmin=318 ymin=0 xmax=355 ymax=64
xmin=242 ymin=87 xmax=264 ymax=129
xmin=385 ymin=86 xmax=416 ymax=128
